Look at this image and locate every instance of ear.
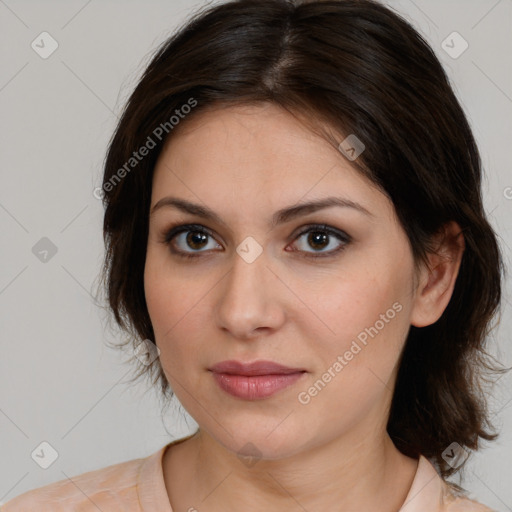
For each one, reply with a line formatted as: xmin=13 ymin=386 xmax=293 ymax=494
xmin=410 ymin=221 xmax=465 ymax=328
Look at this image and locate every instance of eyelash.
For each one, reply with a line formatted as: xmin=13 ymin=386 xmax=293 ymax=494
xmin=160 ymin=223 xmax=351 ymax=260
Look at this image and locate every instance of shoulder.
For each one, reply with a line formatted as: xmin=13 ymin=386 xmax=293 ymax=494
xmin=440 ymin=480 xmax=496 ymax=512
xmin=1 ymin=453 xmax=147 ymax=511
xmin=406 ymin=455 xmax=496 ymax=512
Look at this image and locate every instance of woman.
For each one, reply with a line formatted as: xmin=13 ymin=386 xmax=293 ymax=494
xmin=3 ymin=0 xmax=505 ymax=510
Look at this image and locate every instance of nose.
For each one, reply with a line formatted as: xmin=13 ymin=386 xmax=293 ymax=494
xmin=214 ymin=249 xmax=286 ymax=340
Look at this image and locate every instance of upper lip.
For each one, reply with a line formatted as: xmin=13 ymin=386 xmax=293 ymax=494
xmin=209 ymin=360 xmax=306 ymax=376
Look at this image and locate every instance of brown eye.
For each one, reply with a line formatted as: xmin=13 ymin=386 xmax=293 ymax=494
xmin=184 ymin=231 xmax=209 ymax=250
xmin=163 ymin=224 xmax=222 ymax=259
xmin=162 ymin=223 xmax=351 ymax=260
xmin=290 ymin=224 xmax=351 ymax=258
xmin=306 ymin=231 xmax=330 ymax=251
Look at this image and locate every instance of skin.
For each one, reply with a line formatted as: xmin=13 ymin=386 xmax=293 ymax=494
xmin=144 ymin=102 xmax=465 ymax=511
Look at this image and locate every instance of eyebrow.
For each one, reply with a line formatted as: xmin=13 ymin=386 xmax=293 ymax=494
xmin=150 ymin=195 xmax=374 ymax=227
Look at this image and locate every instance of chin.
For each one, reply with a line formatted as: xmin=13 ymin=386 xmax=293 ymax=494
xmin=203 ymin=417 xmax=317 ymax=462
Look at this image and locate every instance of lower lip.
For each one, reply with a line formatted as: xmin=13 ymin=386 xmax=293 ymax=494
xmin=211 ymin=372 xmax=306 ymax=400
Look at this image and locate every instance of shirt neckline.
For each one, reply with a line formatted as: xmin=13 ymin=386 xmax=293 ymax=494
xmin=137 ymin=435 xmax=194 ymax=511
xmin=398 ymin=455 xmax=443 ymax=511
xmin=137 ymin=437 xmax=443 ymax=512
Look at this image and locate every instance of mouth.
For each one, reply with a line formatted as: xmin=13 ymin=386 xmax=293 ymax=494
xmin=209 ymin=360 xmax=307 ymax=400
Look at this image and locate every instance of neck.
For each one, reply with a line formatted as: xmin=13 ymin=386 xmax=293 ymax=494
xmin=176 ymin=419 xmax=418 ymax=512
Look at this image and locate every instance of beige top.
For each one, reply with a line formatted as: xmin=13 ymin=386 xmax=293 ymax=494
xmin=2 ymin=437 xmax=495 ymax=511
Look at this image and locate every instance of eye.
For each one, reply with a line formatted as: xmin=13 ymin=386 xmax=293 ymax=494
xmin=288 ymin=224 xmax=350 ymax=258
xmin=160 ymin=223 xmax=351 ymax=260
xmin=162 ymin=224 xmax=221 ymax=259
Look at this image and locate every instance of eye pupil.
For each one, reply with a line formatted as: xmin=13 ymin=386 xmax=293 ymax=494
xmin=308 ymin=232 xmax=329 ymax=251
xmin=187 ymin=231 xmax=208 ymax=250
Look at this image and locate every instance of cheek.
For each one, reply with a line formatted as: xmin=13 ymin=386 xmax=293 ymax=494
xmin=144 ymin=255 xmax=213 ymax=376
xmin=313 ymin=266 xmax=409 ymax=345
xmin=145 ymin=247 xmax=197 ymax=329
xmin=144 ymin=255 xmax=183 ymax=350
xmin=294 ymin=276 xmax=411 ymax=434
xmin=302 ymin=255 xmax=413 ymax=398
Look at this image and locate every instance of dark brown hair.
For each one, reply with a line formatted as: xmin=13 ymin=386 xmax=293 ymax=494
xmin=98 ymin=0 xmax=507 ymax=480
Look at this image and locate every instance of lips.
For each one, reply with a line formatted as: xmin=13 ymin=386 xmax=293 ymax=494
xmin=209 ymin=360 xmax=306 ymax=376
xmin=209 ymin=360 xmax=307 ymax=400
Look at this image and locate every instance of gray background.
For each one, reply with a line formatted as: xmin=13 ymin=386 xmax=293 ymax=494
xmin=1 ymin=0 xmax=511 ymax=509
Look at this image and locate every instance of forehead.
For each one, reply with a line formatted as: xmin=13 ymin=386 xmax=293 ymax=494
xmin=150 ymin=103 xmax=391 ymax=224
xmin=160 ymin=103 xmax=339 ymax=173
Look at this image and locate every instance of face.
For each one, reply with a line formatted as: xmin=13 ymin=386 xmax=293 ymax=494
xmin=144 ymin=102 xmax=420 ymax=459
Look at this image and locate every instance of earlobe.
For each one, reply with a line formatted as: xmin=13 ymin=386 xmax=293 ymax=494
xmin=410 ymin=221 xmax=465 ymax=328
